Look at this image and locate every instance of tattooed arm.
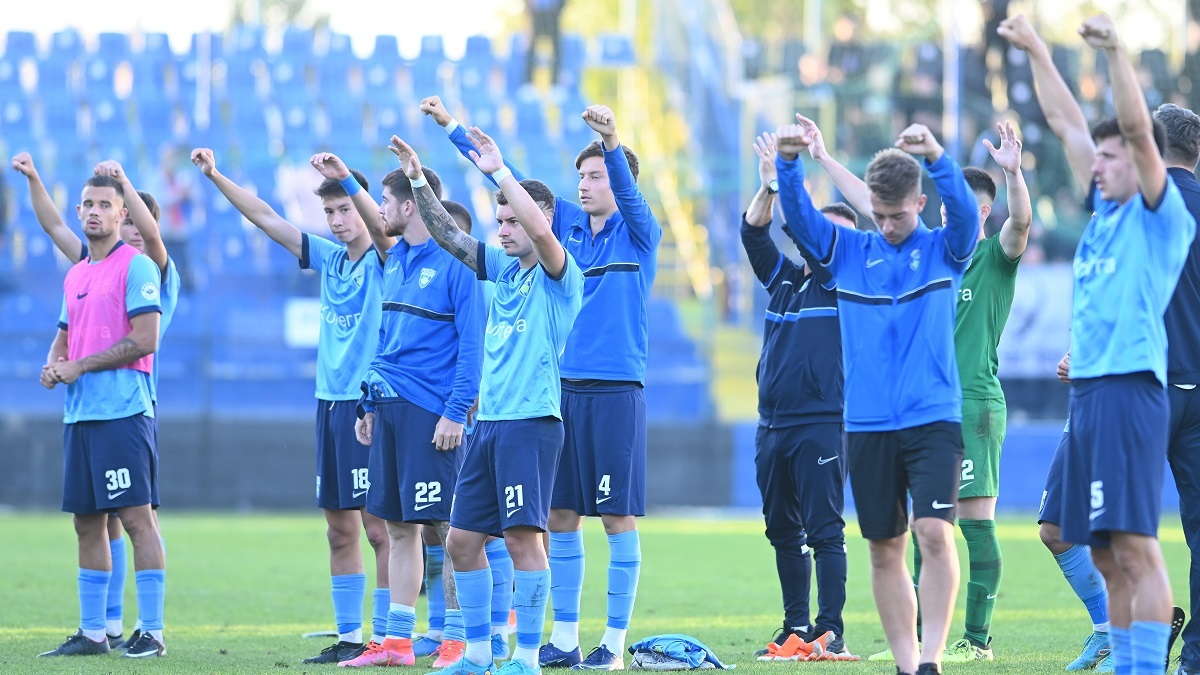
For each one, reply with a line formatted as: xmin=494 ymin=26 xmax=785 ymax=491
xmin=52 ymin=312 xmax=160 ymax=384
xmin=388 ymin=135 xmax=483 ymax=274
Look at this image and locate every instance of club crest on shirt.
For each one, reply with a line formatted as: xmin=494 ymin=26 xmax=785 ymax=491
xmin=419 ymin=268 xmax=436 ymax=288
xmin=519 ymin=281 xmax=532 ymax=296
xmin=140 ymin=282 xmax=159 ymax=301
xmin=352 ymin=268 xmax=365 ymax=287
xmin=909 ymin=249 xmax=921 ymax=271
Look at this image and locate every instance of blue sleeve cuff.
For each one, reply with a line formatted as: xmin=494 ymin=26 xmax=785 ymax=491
xmin=475 ymin=240 xmax=489 ymax=281
xmin=57 ymin=321 xmax=68 ymax=331
xmin=127 ymin=305 xmax=162 ymax=320
xmin=298 ymin=233 xmax=311 ymax=270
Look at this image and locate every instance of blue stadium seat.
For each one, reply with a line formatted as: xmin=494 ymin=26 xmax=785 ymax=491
xmin=40 ymin=93 xmax=81 ymax=138
xmin=459 ymin=36 xmax=495 ymax=107
xmin=220 ymin=54 xmax=260 ymax=98
xmin=320 ymin=96 xmax=367 ymax=144
xmin=83 ymin=59 xmax=118 ymax=99
xmin=370 ymin=35 xmax=402 ymax=69
xmin=0 ymin=57 xmax=24 ymax=98
xmin=226 ymin=24 xmax=265 ymax=60
xmin=276 ymin=101 xmax=315 ymax=152
xmin=89 ymin=96 xmax=131 ymax=141
xmin=269 ymin=58 xmax=312 ymax=108
xmin=133 ymin=97 xmax=177 ymax=149
xmin=596 ymin=34 xmax=635 ymax=66
xmin=36 ymin=57 xmax=73 ymax=93
xmin=0 ymin=93 xmax=35 ymax=152
xmin=324 ymin=31 xmax=355 ymax=63
xmin=558 ymin=33 xmax=586 ymax=85
xmin=505 ymin=34 xmax=528 ymax=95
xmin=139 ymin=32 xmax=173 ymax=62
xmin=4 ymin=31 xmax=37 ymax=61
xmin=185 ymin=31 xmax=224 ymax=62
xmin=514 ymin=95 xmax=547 ymax=136
xmin=50 ymin=28 xmax=83 ymax=61
xmin=419 ymin=35 xmax=445 ymax=62
xmin=96 ymin=32 xmax=132 ymax=63
xmin=282 ymin=26 xmax=314 ymax=58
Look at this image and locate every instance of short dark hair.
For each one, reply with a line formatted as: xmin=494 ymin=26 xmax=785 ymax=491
xmin=962 ymin=167 xmax=997 ymax=204
xmin=1092 ymin=117 xmax=1167 ymax=158
xmin=495 ymin=179 xmax=556 ymax=215
xmin=381 ymin=167 xmax=443 ymax=203
xmin=137 ymin=190 xmax=160 ymax=221
xmin=315 ymin=169 xmax=369 ymax=200
xmin=1155 ymin=103 xmax=1200 ymax=168
xmin=575 ymin=141 xmax=640 ymax=182
xmin=84 ymin=174 xmax=125 ymax=202
xmin=820 ymin=202 xmax=858 ymax=226
xmin=442 ymin=199 xmax=473 ymax=234
xmin=865 ymin=149 xmax=922 ymax=203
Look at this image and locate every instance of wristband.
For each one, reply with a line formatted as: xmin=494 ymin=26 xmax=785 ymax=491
xmin=445 ymin=119 xmax=460 ymax=134
xmin=491 ymin=166 xmax=513 ymax=183
xmin=410 ymin=173 xmax=428 ymax=189
xmin=338 ymin=174 xmax=361 ymax=196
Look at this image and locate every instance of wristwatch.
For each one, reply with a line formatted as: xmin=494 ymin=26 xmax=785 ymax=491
xmin=766 ymin=180 xmax=779 ymax=194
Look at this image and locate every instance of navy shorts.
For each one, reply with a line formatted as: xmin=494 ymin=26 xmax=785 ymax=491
xmin=755 ymin=422 xmax=847 ymax=546
xmin=366 ymin=398 xmax=461 ymax=524
xmin=1037 ymin=419 xmax=1070 ymax=526
xmin=1061 ymin=372 xmax=1169 ymax=547
xmin=316 ymin=399 xmax=371 ymax=511
xmin=846 ymin=421 xmax=963 ymax=540
xmin=62 ymin=413 xmax=158 ymax=515
xmin=552 ymin=381 xmax=647 ymax=517
xmin=451 ymin=417 xmax=564 ymax=535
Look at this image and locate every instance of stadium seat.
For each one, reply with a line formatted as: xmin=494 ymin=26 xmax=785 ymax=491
xmin=4 ymin=31 xmax=37 ymax=61
xmin=0 ymin=93 xmax=35 ymax=151
xmin=505 ymin=34 xmax=528 ymax=96
xmin=227 ymin=24 xmax=265 ymax=60
xmin=88 ymin=96 xmax=132 ymax=142
xmin=40 ymin=92 xmax=81 ymax=137
xmin=596 ymin=34 xmax=635 ymax=66
xmin=269 ymin=58 xmax=313 ymax=108
xmin=0 ymin=57 xmax=24 ymax=98
xmin=133 ymin=97 xmax=178 ymax=149
xmin=370 ymin=35 xmax=402 ymax=69
xmin=36 ymin=57 xmax=73 ymax=94
xmin=459 ymin=35 xmax=495 ymax=102
xmin=282 ymin=27 xmax=315 ymax=57
xmin=82 ymin=59 xmax=118 ymax=100
xmin=96 ymin=32 xmax=132 ymax=64
xmin=49 ymin=28 xmax=83 ymax=61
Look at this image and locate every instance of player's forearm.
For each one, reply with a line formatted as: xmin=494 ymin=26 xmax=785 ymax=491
xmin=1027 ymin=47 xmax=1089 ymax=143
xmin=120 ymin=176 xmax=170 ymax=270
xmin=999 ymin=168 xmax=1033 ymax=259
xmin=1105 ymin=44 xmax=1153 ymax=140
xmin=745 ymin=187 xmax=774 ymax=227
xmin=414 ymin=182 xmax=482 ymax=272
xmin=47 ymin=331 xmax=68 ymax=364
xmin=78 ymin=331 xmax=157 ymax=374
xmin=815 ymin=155 xmax=873 ymax=224
xmin=27 ymin=173 xmax=82 ymax=263
xmin=208 ymin=171 xmax=275 ymax=225
xmin=351 ymin=191 xmax=395 ymax=250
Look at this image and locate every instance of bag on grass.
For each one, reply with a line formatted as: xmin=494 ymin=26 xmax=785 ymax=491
xmin=628 ymin=634 xmax=734 ymax=670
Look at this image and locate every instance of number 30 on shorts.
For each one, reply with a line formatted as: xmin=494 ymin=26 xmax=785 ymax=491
xmin=105 ymin=468 xmax=131 ymax=491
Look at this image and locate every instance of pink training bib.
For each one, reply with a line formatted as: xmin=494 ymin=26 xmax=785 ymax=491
xmin=62 ymin=242 xmax=154 ymax=374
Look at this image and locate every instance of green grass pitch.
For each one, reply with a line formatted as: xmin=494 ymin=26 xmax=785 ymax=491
xmin=0 ymin=512 xmax=1192 ymax=673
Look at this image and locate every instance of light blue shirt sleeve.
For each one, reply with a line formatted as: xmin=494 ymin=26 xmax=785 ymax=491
xmin=483 ymin=244 xmax=508 ymax=282
xmin=126 ymin=254 xmax=163 ymax=319
xmin=301 ymin=233 xmax=339 ymax=272
xmin=447 ymin=121 xmax=526 ymax=187
xmin=546 ymin=250 xmax=584 ymax=297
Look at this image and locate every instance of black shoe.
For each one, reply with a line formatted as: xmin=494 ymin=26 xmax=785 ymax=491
xmin=122 ymin=631 xmax=166 ymax=658
xmin=115 ymin=628 xmax=142 ymax=652
xmin=752 ymin=624 xmax=805 ymax=658
xmin=107 ymin=633 xmax=123 ymax=649
xmin=915 ymin=663 xmax=941 ymax=675
xmin=826 ymin=635 xmax=847 ymax=656
xmin=38 ymin=631 xmax=111 ymax=657
xmin=1170 ymin=606 xmax=1188 ymax=670
xmin=302 ymin=640 xmax=366 ymax=664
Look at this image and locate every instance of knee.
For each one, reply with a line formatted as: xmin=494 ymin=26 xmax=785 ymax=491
xmin=868 ymin=537 xmax=907 ymax=569
xmin=444 ymin=530 xmax=473 ymax=564
xmin=1039 ymin=522 xmax=1066 ymax=553
xmin=326 ymin=517 xmax=359 ymax=552
xmin=763 ymin=524 xmax=806 ymax=551
xmin=1111 ymin=543 xmax=1161 ymax=582
xmin=549 ymin=509 xmax=582 ymax=533
xmin=364 ymin=519 xmax=389 ymax=552
xmin=601 ymin=514 xmax=636 ymax=536
xmin=73 ymin=514 xmax=106 ymax=541
xmin=913 ymin=519 xmax=954 ymax=557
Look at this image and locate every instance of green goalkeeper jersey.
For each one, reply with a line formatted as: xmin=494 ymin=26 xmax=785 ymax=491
xmin=955 ymin=235 xmax=1020 ymax=400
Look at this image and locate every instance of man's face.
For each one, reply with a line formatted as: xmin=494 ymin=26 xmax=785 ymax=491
xmin=1092 ymin=135 xmax=1138 ymax=204
xmin=870 ymin=192 xmax=926 ymax=246
xmin=323 ymin=195 xmax=366 ymax=243
xmin=577 ymin=156 xmax=616 ymax=217
xmin=119 ymin=216 xmax=144 ymax=251
xmin=77 ymin=186 xmax=126 ymax=241
xmin=378 ymin=188 xmax=409 ymax=238
xmin=495 ymin=203 xmax=534 ymax=259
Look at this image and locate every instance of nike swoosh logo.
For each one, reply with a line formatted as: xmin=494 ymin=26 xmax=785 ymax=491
xmin=1089 ymin=509 xmax=1106 ymax=521
xmin=866 ymin=259 xmax=884 ymax=268
xmin=986 ymin=594 xmax=997 ymax=600
xmin=76 ymin=292 xmax=89 ymax=299
xmin=817 ymin=456 xmax=837 ymax=465
xmin=353 ymin=490 xmax=368 ymax=498
xmin=596 ymin=496 xmax=611 ymax=504
xmin=931 ymin=501 xmax=954 ymax=510
xmin=506 ymin=507 xmax=522 ymax=518
xmin=414 ymin=502 xmax=433 ymax=510
xmin=568 ymin=237 xmax=583 ymax=243
xmin=959 ymin=481 xmax=973 ymax=490
xmin=108 ymin=490 xmax=127 ymax=500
